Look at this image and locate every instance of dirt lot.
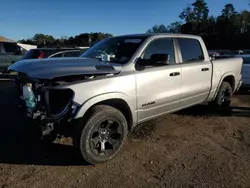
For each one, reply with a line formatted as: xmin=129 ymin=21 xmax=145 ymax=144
xmin=0 ymin=80 xmax=250 ymax=188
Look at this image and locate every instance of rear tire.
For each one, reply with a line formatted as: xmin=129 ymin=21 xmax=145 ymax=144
xmin=73 ymin=105 xmax=128 ymax=164
xmin=209 ymin=82 xmax=233 ymax=111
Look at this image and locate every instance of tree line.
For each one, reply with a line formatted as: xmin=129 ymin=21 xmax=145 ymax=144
xmin=19 ymin=0 xmax=250 ymax=50
xmin=147 ymin=0 xmax=250 ymax=50
xmin=18 ymin=32 xmax=113 ymax=48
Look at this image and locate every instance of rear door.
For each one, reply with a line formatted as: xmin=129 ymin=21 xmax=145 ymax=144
xmin=177 ymin=38 xmax=212 ymax=107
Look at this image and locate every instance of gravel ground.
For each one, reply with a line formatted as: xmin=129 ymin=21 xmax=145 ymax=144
xmin=0 ymin=80 xmax=250 ymax=188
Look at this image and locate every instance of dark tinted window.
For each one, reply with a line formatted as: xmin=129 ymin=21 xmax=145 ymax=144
xmin=142 ymin=38 xmax=175 ymax=64
xmin=63 ymin=51 xmax=81 ymax=57
xmin=178 ymin=38 xmax=204 ymax=62
xmin=3 ymin=43 xmax=21 ymax=54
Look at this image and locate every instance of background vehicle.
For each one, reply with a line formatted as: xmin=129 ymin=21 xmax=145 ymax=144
xmin=0 ymin=42 xmax=24 ymax=72
xmin=236 ymin=54 xmax=250 ymax=87
xmin=20 ymin=48 xmax=87 ymax=60
xmin=208 ymin=50 xmax=220 ymax=59
xmin=9 ymin=34 xmax=243 ymax=165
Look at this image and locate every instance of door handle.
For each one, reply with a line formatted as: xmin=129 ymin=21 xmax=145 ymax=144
xmin=170 ymin=72 xmax=180 ymax=76
xmin=201 ymin=68 xmax=209 ymax=71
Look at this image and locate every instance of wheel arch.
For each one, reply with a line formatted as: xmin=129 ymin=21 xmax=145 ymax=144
xmin=222 ymin=75 xmax=235 ymax=91
xmin=211 ymin=72 xmax=236 ymax=101
xmin=74 ymin=93 xmax=136 ymax=130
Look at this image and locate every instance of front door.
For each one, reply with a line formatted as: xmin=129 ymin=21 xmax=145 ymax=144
xmin=135 ymin=38 xmax=182 ymax=122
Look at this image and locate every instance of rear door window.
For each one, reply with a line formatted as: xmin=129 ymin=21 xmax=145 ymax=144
xmin=178 ymin=38 xmax=204 ymax=63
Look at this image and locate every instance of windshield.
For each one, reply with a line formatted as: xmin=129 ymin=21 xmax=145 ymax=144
xmin=81 ymin=36 xmax=147 ymax=64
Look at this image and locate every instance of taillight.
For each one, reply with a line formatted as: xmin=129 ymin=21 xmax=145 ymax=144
xmin=240 ymin=59 xmax=243 ymax=74
xmin=38 ymin=52 xmax=45 ymax=59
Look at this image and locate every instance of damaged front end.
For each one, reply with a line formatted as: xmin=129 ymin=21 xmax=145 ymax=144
xmin=15 ymin=73 xmax=80 ymax=138
xmin=9 ymin=57 xmax=121 ymax=139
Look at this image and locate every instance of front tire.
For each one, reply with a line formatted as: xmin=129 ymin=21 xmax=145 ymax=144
xmin=73 ymin=105 xmax=128 ymax=164
xmin=209 ymin=82 xmax=233 ymax=110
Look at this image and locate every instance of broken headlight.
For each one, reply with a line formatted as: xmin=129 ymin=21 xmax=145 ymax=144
xmin=22 ymin=83 xmax=37 ymax=109
xmin=45 ymin=88 xmax=74 ymax=117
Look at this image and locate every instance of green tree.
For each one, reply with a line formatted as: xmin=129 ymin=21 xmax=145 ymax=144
xmin=179 ymin=6 xmax=194 ymax=22
xmin=192 ymin=0 xmax=209 ymax=21
xmin=167 ymin=22 xmax=182 ymax=33
xmin=240 ymin=10 xmax=250 ymax=33
xmin=147 ymin=0 xmax=250 ymax=50
xmin=18 ymin=32 xmax=113 ymax=48
xmin=179 ymin=0 xmax=209 ymax=35
xmin=32 ymin=33 xmax=56 ymax=47
xmin=146 ymin=24 xmax=168 ymax=33
xmin=179 ymin=0 xmax=209 ymax=23
xmin=221 ymin=3 xmax=238 ymax=18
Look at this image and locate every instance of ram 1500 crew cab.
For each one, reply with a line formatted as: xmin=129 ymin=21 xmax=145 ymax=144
xmin=8 ymin=34 xmax=243 ymax=164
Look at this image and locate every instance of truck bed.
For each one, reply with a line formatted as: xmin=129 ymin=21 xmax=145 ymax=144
xmin=208 ymin=57 xmax=243 ymax=100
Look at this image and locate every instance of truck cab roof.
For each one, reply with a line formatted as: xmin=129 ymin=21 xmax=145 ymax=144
xmin=115 ymin=33 xmax=202 ymax=39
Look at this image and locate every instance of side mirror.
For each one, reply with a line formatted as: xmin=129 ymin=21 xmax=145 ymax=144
xmin=135 ymin=53 xmax=170 ymax=71
xmin=150 ymin=53 xmax=170 ymax=65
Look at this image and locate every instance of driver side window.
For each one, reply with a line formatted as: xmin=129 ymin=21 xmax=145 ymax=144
xmin=141 ymin=38 xmax=175 ymax=65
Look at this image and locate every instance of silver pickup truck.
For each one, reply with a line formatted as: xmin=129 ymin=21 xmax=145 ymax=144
xmin=9 ymin=34 xmax=243 ymax=164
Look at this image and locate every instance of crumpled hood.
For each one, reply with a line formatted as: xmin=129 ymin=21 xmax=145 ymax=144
xmin=8 ymin=57 xmax=121 ymax=79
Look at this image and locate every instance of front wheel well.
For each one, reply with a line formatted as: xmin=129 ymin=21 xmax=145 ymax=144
xmin=83 ymin=99 xmax=133 ymax=130
xmin=222 ymin=75 xmax=235 ymax=91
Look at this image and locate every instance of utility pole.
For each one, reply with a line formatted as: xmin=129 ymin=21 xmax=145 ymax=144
xmin=88 ymin=35 xmax=92 ymax=47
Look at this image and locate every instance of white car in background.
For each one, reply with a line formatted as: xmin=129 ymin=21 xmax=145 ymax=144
xmin=236 ymin=54 xmax=250 ymax=87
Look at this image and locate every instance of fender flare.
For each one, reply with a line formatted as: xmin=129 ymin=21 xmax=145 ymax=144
xmin=74 ymin=92 xmax=136 ymax=122
xmin=211 ymin=71 xmax=235 ymax=100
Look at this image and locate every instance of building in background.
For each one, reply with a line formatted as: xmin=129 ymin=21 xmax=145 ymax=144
xmin=0 ymin=36 xmax=15 ymax=43
xmin=17 ymin=43 xmax=37 ymax=51
xmin=0 ymin=35 xmax=37 ymax=52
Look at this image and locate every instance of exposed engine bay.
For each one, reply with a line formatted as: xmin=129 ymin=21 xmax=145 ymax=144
xmin=15 ymin=72 xmax=113 ymax=138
